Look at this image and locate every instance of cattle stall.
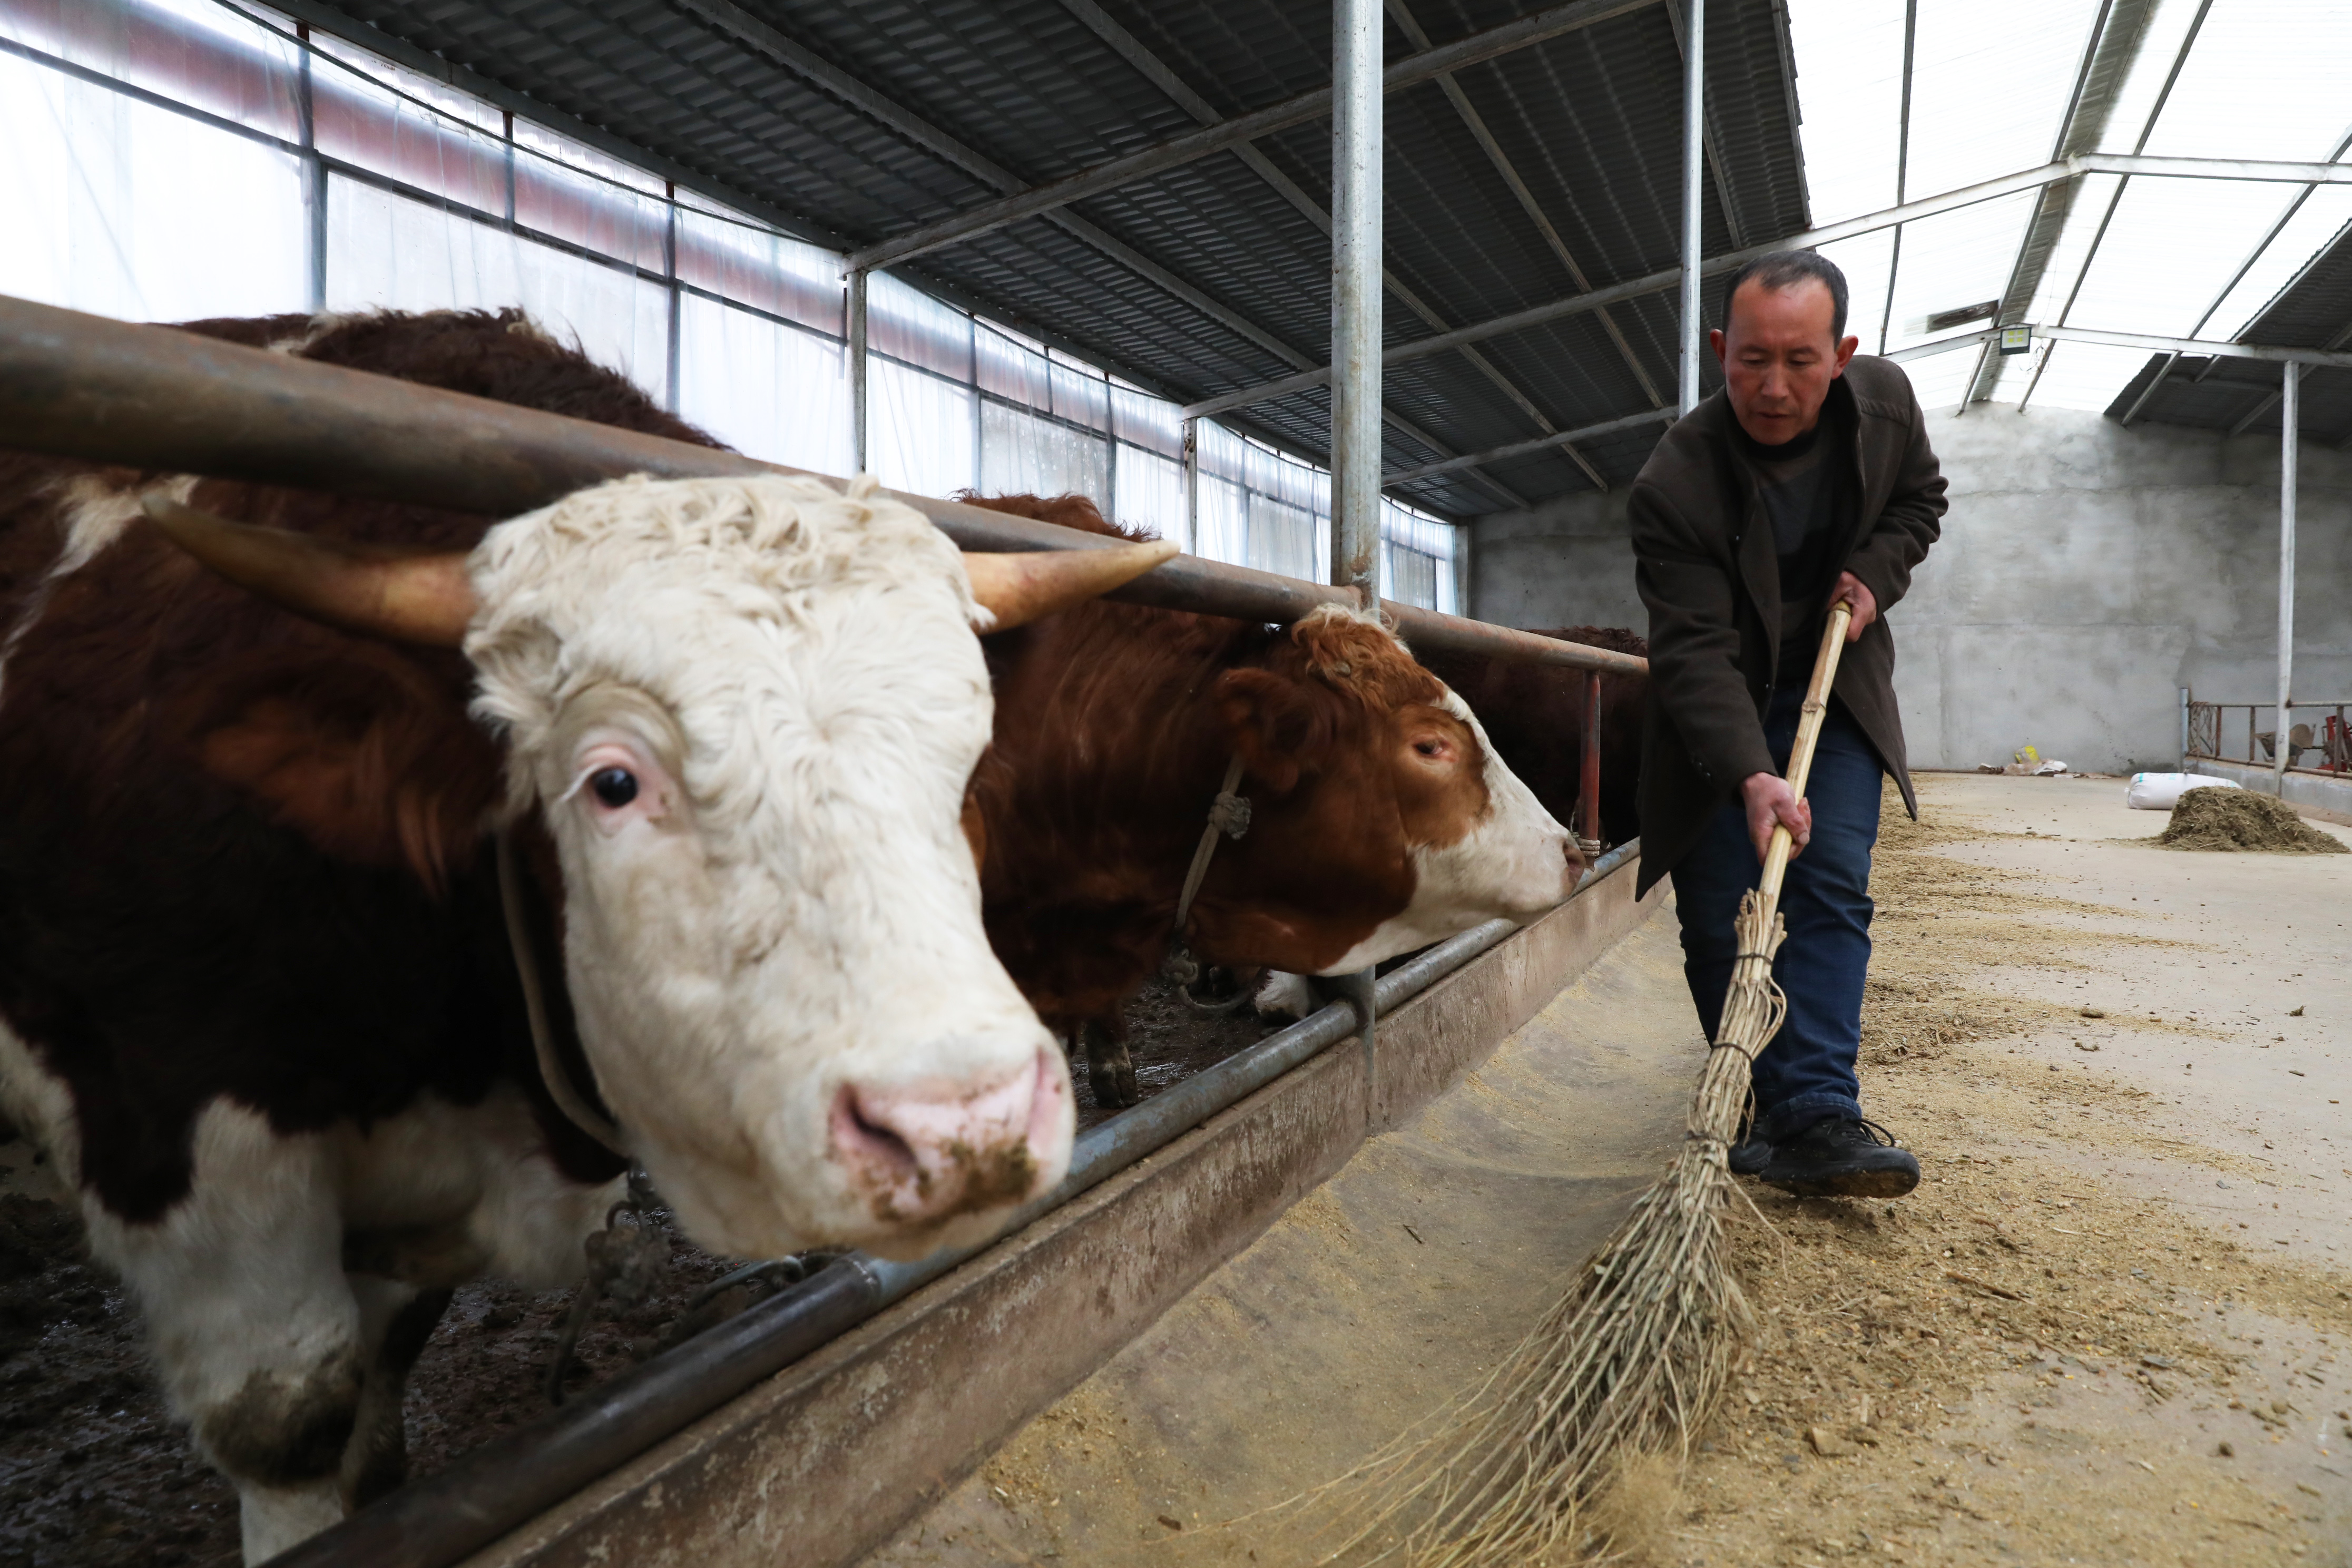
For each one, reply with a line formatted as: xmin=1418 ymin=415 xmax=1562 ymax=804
xmin=0 ymin=299 xmax=1648 ymax=1567
xmin=0 ymin=0 xmax=1786 ymax=1560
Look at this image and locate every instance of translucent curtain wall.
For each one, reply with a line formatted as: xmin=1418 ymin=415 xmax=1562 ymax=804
xmin=0 ymin=0 xmax=1462 ymax=611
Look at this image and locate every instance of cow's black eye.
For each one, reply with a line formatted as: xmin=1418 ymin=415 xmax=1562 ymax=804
xmin=590 ymin=767 xmax=639 ymax=808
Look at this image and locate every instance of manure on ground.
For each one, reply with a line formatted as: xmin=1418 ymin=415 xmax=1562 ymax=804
xmin=2154 ymin=788 xmax=2346 ymax=853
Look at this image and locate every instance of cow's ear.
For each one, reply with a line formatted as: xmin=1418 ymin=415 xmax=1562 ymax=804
xmin=193 ymin=652 xmax=504 ymax=897
xmin=1213 ymin=667 xmax=1338 ymax=796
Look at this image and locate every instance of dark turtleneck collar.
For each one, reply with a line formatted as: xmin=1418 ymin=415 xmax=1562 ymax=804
xmin=1731 ymin=411 xmax=1824 ymax=464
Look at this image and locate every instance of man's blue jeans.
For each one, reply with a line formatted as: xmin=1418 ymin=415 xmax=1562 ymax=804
xmin=1671 ymin=685 xmax=1883 ymax=1143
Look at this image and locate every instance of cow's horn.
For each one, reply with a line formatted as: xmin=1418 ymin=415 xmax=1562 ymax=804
xmin=961 ymin=538 xmax=1178 ymax=632
xmin=142 ymin=491 xmax=477 ymax=648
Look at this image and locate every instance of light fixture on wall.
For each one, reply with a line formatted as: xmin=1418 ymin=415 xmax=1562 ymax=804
xmin=1998 ymin=324 xmax=2033 ymax=356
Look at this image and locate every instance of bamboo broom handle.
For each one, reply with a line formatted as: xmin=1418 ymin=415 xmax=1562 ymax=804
xmin=1756 ymin=599 xmax=1855 ymax=901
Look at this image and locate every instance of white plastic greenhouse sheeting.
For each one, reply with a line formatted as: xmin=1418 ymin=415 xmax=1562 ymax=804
xmin=0 ymin=0 xmax=1464 ymax=611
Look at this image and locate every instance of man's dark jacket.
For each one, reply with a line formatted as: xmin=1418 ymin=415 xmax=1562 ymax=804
xmin=1630 ymin=355 xmax=1947 ymax=896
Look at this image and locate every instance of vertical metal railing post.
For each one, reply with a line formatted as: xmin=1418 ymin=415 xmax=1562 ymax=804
xmin=847 ymin=269 xmax=869 ymax=476
xmin=1181 ymin=416 xmax=1199 ymax=557
xmin=2276 ymin=361 xmax=2298 ymax=789
xmin=1329 ymin=0 xmax=1383 ymax=604
xmin=1579 ymin=669 xmax=1603 ymax=846
xmin=1330 ymin=0 xmax=1384 ymax=1041
xmin=1677 ymin=0 xmax=1706 ymax=416
xmin=662 ymin=182 xmax=682 ymax=417
xmin=296 ymin=24 xmax=325 ymax=316
xmin=2177 ymin=685 xmax=2189 ymax=770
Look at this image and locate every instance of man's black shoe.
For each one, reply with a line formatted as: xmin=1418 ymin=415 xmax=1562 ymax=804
xmin=1727 ymin=1135 xmax=1771 ymax=1175
xmin=1757 ymin=1117 xmax=1920 ymax=1198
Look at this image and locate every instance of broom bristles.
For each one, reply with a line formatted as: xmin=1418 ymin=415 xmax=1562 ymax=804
xmin=1302 ymin=890 xmax=1788 ymax=1566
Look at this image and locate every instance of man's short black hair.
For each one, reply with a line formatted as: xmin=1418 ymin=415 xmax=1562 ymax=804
xmin=1720 ymin=250 xmax=1849 ymax=341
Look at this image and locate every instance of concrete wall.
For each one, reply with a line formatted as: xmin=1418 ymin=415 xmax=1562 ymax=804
xmin=1468 ymin=404 xmax=2352 ymax=775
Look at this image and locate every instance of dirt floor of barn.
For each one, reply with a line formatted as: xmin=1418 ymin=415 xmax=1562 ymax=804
xmin=0 ymin=971 xmax=1273 ymax=1568
xmin=871 ymin=773 xmax=2352 ymax=1568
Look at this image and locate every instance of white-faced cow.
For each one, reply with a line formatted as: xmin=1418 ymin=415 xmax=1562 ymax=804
xmin=0 ymin=310 xmax=1163 ymax=1560
xmin=961 ymin=493 xmax=1582 ymax=1105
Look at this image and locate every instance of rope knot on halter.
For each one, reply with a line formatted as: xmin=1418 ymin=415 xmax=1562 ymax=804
xmin=1207 ymin=788 xmax=1252 ymax=840
xmin=1159 ymin=755 xmax=1258 ymax=1013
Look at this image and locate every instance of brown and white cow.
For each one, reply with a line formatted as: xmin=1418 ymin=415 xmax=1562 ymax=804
xmin=962 ymin=494 xmax=1582 ymax=1105
xmin=1255 ymin=625 xmax=1649 ymax=1020
xmin=0 ymin=311 xmax=1159 ymax=1560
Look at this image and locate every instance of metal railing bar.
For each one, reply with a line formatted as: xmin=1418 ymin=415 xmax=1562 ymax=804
xmin=0 ymin=295 xmax=1644 ymax=677
xmin=268 ymin=842 xmax=1639 ymax=1567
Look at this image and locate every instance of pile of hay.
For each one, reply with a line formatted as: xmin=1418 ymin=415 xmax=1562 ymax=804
xmin=2159 ymin=787 xmax=2347 ymax=853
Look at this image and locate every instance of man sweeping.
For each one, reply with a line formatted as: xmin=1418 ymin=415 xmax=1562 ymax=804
xmin=1630 ymin=250 xmax=1946 ymax=1198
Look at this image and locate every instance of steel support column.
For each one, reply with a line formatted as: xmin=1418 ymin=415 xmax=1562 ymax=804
xmin=2276 ymin=361 xmax=2298 ymax=787
xmin=1181 ymin=416 xmax=1199 ymax=556
xmin=1677 ymin=0 xmax=1705 ymax=415
xmin=1876 ymin=0 xmax=1916 ymax=355
xmin=847 ymin=269 xmax=869 ymax=474
xmin=1331 ymin=0 xmax=1383 ymax=603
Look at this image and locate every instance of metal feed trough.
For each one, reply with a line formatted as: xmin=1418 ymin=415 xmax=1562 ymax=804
xmin=0 ymin=293 xmax=1649 ymax=1568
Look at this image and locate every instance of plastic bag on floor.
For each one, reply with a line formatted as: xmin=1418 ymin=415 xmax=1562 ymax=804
xmin=2125 ymin=772 xmax=2241 ymax=811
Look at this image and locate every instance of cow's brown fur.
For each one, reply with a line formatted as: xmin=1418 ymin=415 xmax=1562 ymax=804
xmin=0 ymin=308 xmax=714 ymax=1222
xmin=1416 ymin=626 xmax=1648 ymax=845
xmin=961 ymin=493 xmax=1495 ymax=1044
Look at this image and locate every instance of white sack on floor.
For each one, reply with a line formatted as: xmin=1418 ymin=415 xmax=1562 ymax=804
xmin=2125 ymin=772 xmax=2242 ymax=810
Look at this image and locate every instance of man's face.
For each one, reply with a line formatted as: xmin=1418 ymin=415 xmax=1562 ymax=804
xmin=1709 ymin=277 xmax=1858 ymax=446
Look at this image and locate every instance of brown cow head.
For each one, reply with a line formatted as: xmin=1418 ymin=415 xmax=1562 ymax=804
xmin=1193 ymin=604 xmax=1583 ymax=975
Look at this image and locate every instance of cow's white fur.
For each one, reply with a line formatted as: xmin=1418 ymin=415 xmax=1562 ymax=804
xmin=0 ymin=474 xmax=197 ymax=708
xmin=466 ymin=473 xmax=1071 ymax=1261
xmin=0 ymin=468 xmax=1076 ymax=1562
xmin=0 ymin=1018 xmax=622 ymax=1562
xmin=1251 ymin=969 xmax=1321 ymax=1022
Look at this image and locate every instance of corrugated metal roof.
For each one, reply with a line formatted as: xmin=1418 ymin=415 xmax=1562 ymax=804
xmin=2103 ymin=218 xmax=2352 ymax=440
xmin=272 ymin=0 xmax=1812 ymax=516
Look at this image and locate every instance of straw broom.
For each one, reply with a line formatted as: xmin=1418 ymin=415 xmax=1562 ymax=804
xmin=1318 ymin=601 xmax=1855 ymax=1567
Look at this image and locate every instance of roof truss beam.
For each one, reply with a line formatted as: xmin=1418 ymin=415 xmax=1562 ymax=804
xmin=2015 ymin=0 xmax=2213 ymax=411
xmin=1182 ymin=151 xmax=2352 ymax=421
xmin=1051 ymin=0 xmax=1538 ymax=506
xmin=1968 ymin=0 xmax=2160 ymax=405
xmin=681 ymin=0 xmax=1521 ymax=510
xmin=843 ymin=0 xmax=1661 ymax=274
xmin=1384 ymin=407 xmax=1675 ymax=485
xmin=1897 ymin=321 xmax=2352 ymax=370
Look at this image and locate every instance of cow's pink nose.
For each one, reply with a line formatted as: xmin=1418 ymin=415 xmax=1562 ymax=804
xmin=829 ymin=1047 xmax=1067 ymax=1227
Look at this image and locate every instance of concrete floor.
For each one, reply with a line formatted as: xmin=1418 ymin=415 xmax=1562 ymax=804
xmin=866 ymin=772 xmax=2352 ymax=1566
xmin=869 ymin=902 xmax=1702 ymax=1566
xmin=1913 ymin=772 xmax=2351 ymax=1263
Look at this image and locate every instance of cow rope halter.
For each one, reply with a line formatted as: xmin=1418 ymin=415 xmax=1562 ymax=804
xmin=1160 ymin=753 xmax=1256 ymax=1014
xmin=495 ymin=829 xmax=632 ymax=1157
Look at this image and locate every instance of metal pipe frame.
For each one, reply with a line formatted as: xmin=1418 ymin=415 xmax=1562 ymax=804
xmin=2278 ymin=361 xmax=2298 ymax=788
xmin=1876 ymin=0 xmax=1916 ymax=357
xmin=1676 ymin=0 xmax=1706 ymax=415
xmin=1182 ymin=151 xmax=2352 ymax=424
xmin=1881 ymin=321 xmax=2352 ymax=371
xmin=846 ymin=269 xmax=869 ymax=474
xmin=1965 ymin=0 xmax=2147 ymax=408
xmin=1383 ymin=0 xmax=1667 ymax=414
xmin=1383 ymin=406 xmax=1675 ymax=486
xmin=1050 ymin=0 xmax=1534 ymax=511
xmin=842 ymin=0 xmax=1659 ymax=276
xmin=2015 ymin=0 xmax=2211 ymax=413
xmin=1330 ymin=0 xmax=1384 ymax=602
xmin=2119 ymin=126 xmax=2352 ymax=426
xmin=267 ymin=839 xmax=1640 ymax=1568
xmin=0 ymin=293 xmax=1644 ymax=677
